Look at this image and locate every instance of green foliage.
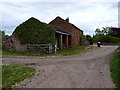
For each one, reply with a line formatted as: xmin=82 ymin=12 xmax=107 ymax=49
xmin=0 ymin=30 xmax=11 ymax=41
xmin=110 ymin=47 xmax=120 ymax=90
xmin=80 ymin=35 xmax=86 ymax=45
xmin=0 ymin=30 xmax=5 ymax=41
xmin=85 ymin=35 xmax=94 ymax=45
xmin=14 ymin=17 xmax=56 ymax=46
xmin=2 ymin=65 xmax=35 ymax=88
xmin=0 ymin=30 xmax=5 ymax=36
xmin=95 ymin=26 xmax=112 ymax=36
xmin=97 ymin=35 xmax=120 ymax=43
xmin=94 ymin=26 xmax=120 ymax=44
xmin=102 ymin=27 xmax=112 ymax=35
xmin=4 ymin=35 xmax=11 ymax=40
xmin=95 ymin=28 xmax=103 ymax=35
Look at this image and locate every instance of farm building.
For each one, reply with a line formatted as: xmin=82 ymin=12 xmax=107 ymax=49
xmin=109 ymin=27 xmax=120 ymax=38
xmin=4 ymin=16 xmax=83 ymax=53
xmin=3 ymin=17 xmax=56 ymax=53
xmin=49 ymin=16 xmax=83 ymax=49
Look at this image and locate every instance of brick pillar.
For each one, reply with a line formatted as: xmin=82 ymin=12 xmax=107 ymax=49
xmin=69 ymin=36 xmax=72 ymax=47
xmin=59 ymin=34 xmax=63 ymax=49
xmin=65 ymin=35 xmax=68 ymax=48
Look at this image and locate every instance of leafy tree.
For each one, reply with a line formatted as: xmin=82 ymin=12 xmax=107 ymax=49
xmin=0 ymin=30 xmax=5 ymax=40
xmin=102 ymin=26 xmax=112 ymax=35
xmin=85 ymin=35 xmax=94 ymax=45
xmin=95 ymin=27 xmax=112 ymax=36
xmin=95 ymin=28 xmax=103 ymax=35
xmin=0 ymin=30 xmax=5 ymax=36
xmin=5 ymin=35 xmax=11 ymax=40
xmin=0 ymin=30 xmax=11 ymax=41
xmin=94 ymin=26 xmax=120 ymax=44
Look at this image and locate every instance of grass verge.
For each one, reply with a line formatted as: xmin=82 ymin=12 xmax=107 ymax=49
xmin=2 ymin=65 xmax=35 ymax=89
xmin=56 ymin=46 xmax=97 ymax=56
xmin=2 ymin=50 xmax=48 ymax=56
xmin=110 ymin=46 xmax=120 ymax=90
xmin=2 ymin=46 xmax=97 ymax=56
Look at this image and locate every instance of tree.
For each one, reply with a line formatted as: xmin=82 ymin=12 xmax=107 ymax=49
xmin=0 ymin=30 xmax=11 ymax=41
xmin=102 ymin=26 xmax=112 ymax=35
xmin=95 ymin=27 xmax=112 ymax=36
xmin=85 ymin=35 xmax=94 ymax=45
xmin=0 ymin=30 xmax=5 ymax=40
xmin=95 ymin=28 xmax=103 ymax=35
xmin=94 ymin=26 xmax=120 ymax=44
xmin=94 ymin=26 xmax=113 ymax=42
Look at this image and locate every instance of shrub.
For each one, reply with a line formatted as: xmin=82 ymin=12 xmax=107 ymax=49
xmin=88 ymin=38 xmax=94 ymax=45
xmin=85 ymin=35 xmax=94 ymax=45
xmin=97 ymin=35 xmax=120 ymax=43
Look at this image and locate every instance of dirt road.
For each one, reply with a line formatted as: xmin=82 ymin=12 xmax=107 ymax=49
xmin=3 ymin=46 xmax=118 ymax=88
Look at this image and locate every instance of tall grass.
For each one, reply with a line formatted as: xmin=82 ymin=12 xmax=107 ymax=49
xmin=110 ymin=46 xmax=120 ymax=90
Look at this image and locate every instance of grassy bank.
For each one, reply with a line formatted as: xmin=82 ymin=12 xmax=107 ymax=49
xmin=57 ymin=46 xmax=96 ymax=56
xmin=2 ymin=65 xmax=35 ymax=88
xmin=110 ymin=46 xmax=120 ymax=90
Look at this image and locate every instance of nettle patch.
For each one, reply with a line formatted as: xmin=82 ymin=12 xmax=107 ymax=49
xmin=14 ymin=17 xmax=56 ymax=48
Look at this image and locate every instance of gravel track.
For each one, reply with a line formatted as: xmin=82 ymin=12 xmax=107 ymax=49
xmin=2 ymin=45 xmax=118 ymax=88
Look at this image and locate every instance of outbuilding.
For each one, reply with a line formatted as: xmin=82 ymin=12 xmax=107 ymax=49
xmin=4 ymin=16 xmax=84 ymax=53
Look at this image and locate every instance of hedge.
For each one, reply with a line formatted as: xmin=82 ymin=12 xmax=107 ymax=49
xmin=97 ymin=35 xmax=120 ymax=43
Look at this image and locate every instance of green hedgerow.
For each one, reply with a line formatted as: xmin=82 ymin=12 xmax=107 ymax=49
xmin=110 ymin=46 xmax=120 ymax=90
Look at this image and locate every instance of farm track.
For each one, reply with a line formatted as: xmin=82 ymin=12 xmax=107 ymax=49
xmin=3 ymin=45 xmax=118 ymax=88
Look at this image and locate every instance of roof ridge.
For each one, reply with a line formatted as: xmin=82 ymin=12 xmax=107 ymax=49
xmin=49 ymin=16 xmax=83 ymax=32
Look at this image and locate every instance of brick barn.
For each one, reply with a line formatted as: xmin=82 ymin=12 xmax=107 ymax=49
xmin=3 ymin=16 xmax=83 ymax=53
xmin=49 ymin=16 xmax=83 ymax=50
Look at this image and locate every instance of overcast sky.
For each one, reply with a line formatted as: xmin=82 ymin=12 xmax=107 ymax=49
xmin=0 ymin=0 xmax=119 ymax=36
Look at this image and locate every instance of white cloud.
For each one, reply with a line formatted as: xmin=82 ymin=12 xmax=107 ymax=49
xmin=1 ymin=1 xmax=118 ymax=36
xmin=1 ymin=0 xmax=120 ymax=2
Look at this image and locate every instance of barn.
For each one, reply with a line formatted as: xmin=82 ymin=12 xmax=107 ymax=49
xmin=49 ymin=16 xmax=83 ymax=49
xmin=4 ymin=16 xmax=83 ymax=53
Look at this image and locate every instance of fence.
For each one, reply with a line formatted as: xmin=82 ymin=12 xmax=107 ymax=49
xmin=27 ymin=44 xmax=52 ymax=54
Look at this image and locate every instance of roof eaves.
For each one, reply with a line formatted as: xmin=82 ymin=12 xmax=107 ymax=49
xmin=48 ymin=24 xmax=71 ymax=35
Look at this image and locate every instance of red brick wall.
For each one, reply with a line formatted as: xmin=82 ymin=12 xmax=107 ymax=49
xmin=49 ymin=17 xmax=83 ymax=46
